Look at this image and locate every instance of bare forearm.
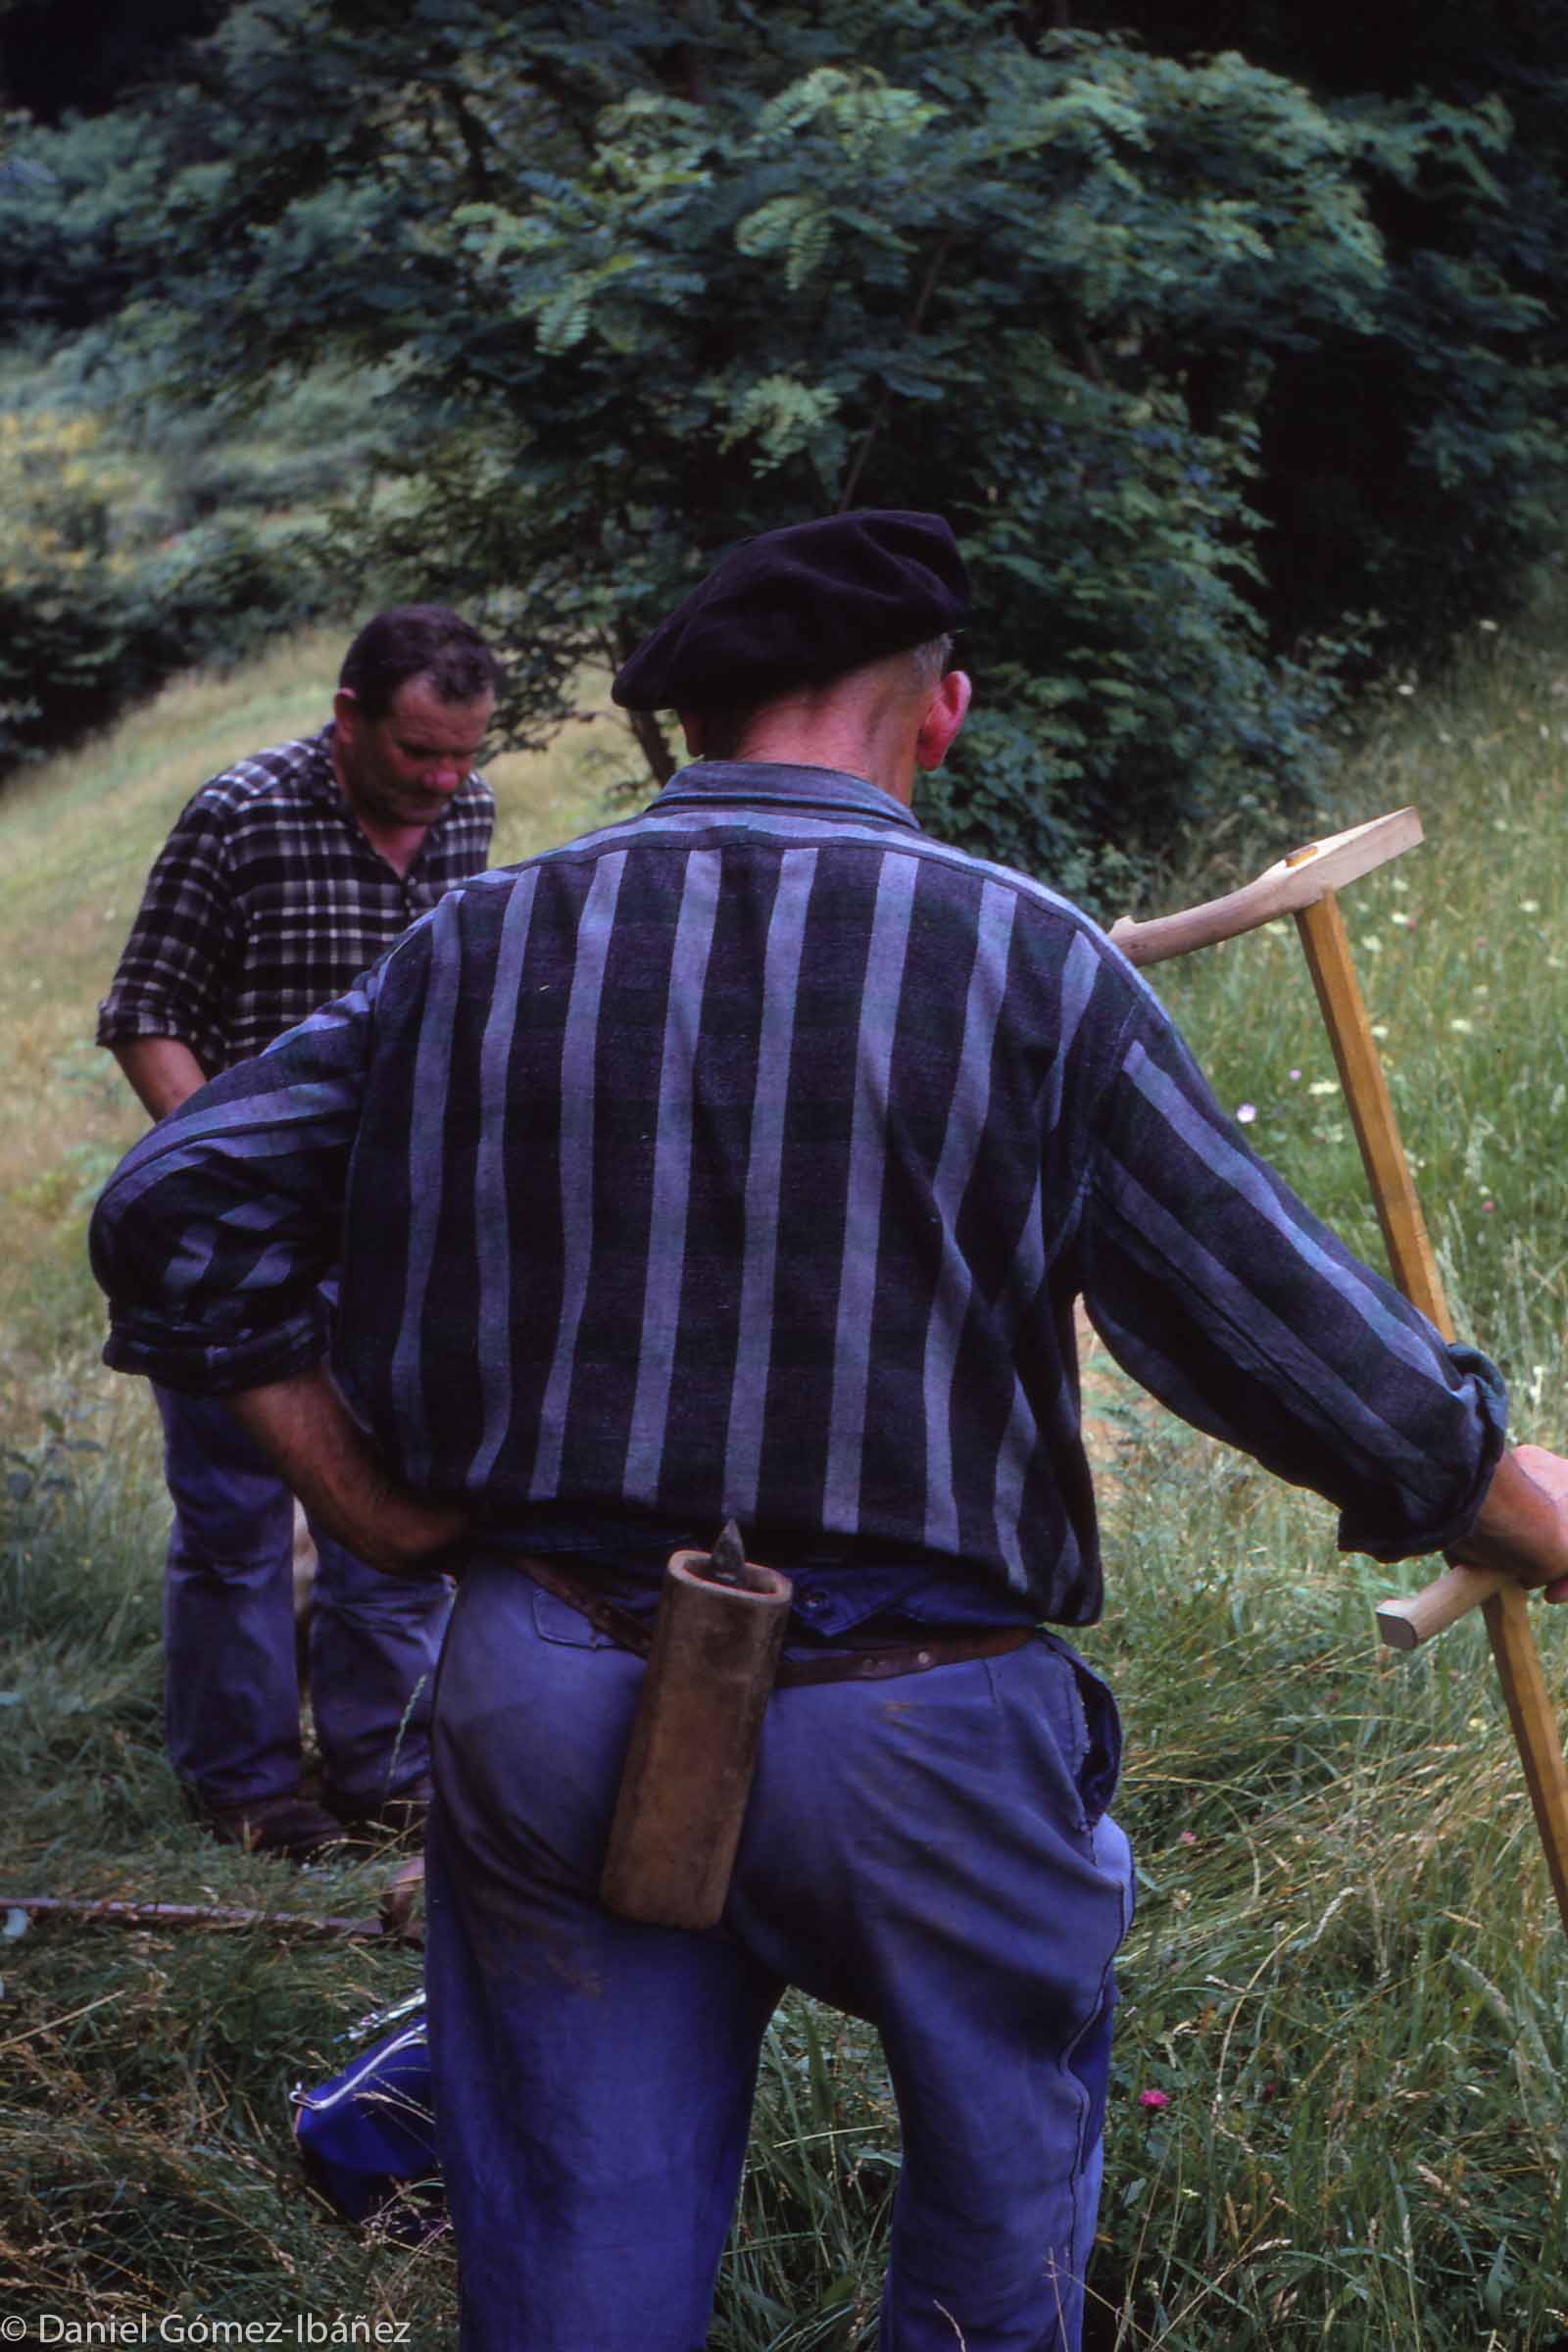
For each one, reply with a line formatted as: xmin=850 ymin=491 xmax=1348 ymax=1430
xmin=113 ymin=1037 xmax=210 ymax=1122
xmin=224 ymin=1365 xmax=469 ymax=1578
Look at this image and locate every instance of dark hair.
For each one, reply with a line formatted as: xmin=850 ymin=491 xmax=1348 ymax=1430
xmin=338 ymin=606 xmax=503 ymax=721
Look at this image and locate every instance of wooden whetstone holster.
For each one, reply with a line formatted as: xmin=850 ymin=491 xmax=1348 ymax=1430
xmin=599 ymin=1544 xmax=794 ymax=1932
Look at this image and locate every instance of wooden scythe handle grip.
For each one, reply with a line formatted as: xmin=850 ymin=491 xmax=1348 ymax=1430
xmin=1375 ymin=1564 xmax=1506 ymax=1649
xmin=1109 ymin=808 xmax=1423 ymax=970
xmin=1113 ymin=880 xmax=1289 ymax=967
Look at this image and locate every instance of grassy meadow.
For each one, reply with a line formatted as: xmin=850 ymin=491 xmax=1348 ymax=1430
xmin=5 ymin=617 xmax=1568 ymax=2345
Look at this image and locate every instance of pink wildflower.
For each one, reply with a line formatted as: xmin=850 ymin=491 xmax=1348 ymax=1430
xmin=1138 ymin=2089 xmax=1170 ymax=2111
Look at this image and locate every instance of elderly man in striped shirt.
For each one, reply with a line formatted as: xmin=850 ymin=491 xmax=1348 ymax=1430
xmin=91 ymin=514 xmax=1568 ymax=2350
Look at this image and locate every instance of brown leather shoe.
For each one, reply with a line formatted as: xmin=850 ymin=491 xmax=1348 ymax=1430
xmin=199 ymin=1791 xmax=348 ymax=1862
xmin=326 ymin=1774 xmax=432 ymax=1850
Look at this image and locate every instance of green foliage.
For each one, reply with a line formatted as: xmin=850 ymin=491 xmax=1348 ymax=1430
xmin=0 ymin=108 xmax=182 ymax=333
xmin=4 ymin=1 xmax=1568 ymax=891
xmin=0 ymin=399 xmax=336 ymax=766
xmin=1079 ymin=0 xmax=1568 ymax=654
xmin=97 ymin=4 xmax=1396 ymax=890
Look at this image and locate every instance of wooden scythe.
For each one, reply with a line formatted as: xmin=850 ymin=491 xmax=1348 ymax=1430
xmin=1110 ymin=810 xmax=1568 ymax=1938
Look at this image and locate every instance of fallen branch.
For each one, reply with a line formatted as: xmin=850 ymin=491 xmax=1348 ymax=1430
xmin=4 ymin=1890 xmax=420 ymax=1943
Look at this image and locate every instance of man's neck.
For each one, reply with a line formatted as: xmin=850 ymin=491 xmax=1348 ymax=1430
xmin=353 ymin=813 xmax=433 ymax=879
xmin=680 ymin=657 xmax=969 ymax=803
xmin=725 ymin=711 xmax=916 ymax=807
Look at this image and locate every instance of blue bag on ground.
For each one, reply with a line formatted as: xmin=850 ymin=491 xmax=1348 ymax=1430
xmin=291 ymin=2002 xmax=444 ymax=2236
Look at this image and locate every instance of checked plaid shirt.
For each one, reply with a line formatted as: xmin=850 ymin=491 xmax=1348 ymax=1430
xmin=96 ymin=727 xmax=495 ymax=1075
xmin=91 ymin=761 xmax=1505 ymax=1628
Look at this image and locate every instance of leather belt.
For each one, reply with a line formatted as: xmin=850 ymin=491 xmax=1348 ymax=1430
xmin=515 ymin=1552 xmax=1032 ymax=1687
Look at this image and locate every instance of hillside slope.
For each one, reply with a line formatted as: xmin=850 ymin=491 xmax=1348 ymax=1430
xmin=0 ymin=630 xmax=638 ymax=1430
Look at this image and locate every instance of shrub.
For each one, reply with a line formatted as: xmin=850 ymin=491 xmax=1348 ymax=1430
xmin=0 ymin=406 xmax=332 ymax=771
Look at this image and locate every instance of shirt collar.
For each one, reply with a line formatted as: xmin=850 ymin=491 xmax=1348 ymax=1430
xmin=303 ymin=726 xmax=348 ymax=811
xmin=648 ymin=760 xmax=923 ymax=832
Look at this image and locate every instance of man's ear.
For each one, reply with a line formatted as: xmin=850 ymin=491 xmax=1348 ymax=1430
xmin=914 ymin=669 xmax=972 ymax=772
xmin=678 ymin=710 xmax=705 ymax=759
xmin=332 ymin=686 xmax=363 ymax=747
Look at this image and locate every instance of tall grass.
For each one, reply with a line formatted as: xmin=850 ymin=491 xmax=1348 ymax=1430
xmin=6 ymin=616 xmax=1568 ymax=2344
xmin=1074 ymin=614 xmax=1568 ymax=2347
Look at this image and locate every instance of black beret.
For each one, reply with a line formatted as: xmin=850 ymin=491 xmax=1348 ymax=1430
xmin=612 ymin=509 xmax=968 ymax=712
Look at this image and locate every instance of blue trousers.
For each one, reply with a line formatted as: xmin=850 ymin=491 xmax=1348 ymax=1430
xmin=155 ymin=1385 xmax=452 ymax=1811
xmin=425 ymin=1560 xmax=1134 ymax=2352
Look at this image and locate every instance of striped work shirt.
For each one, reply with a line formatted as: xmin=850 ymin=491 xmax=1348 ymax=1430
xmin=90 ymin=760 xmax=1505 ymax=1628
xmin=96 ymin=727 xmax=495 ymax=1073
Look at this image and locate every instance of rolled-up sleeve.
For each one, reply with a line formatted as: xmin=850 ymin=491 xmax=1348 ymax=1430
xmin=96 ymin=793 xmax=239 ymax=1068
xmin=89 ymin=976 xmax=379 ymax=1396
xmin=1078 ymin=986 xmax=1506 ymax=1563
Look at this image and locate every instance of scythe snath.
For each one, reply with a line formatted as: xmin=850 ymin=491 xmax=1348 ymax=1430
xmin=1111 ymin=809 xmax=1568 ymax=1940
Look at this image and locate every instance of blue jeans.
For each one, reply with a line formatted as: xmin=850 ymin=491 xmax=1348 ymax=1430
xmin=425 ymin=1558 xmax=1133 ymax=2351
xmin=155 ymin=1385 xmax=452 ymax=1811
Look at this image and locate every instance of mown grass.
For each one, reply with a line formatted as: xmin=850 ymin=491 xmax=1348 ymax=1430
xmin=6 ymin=615 xmax=1568 ymax=2344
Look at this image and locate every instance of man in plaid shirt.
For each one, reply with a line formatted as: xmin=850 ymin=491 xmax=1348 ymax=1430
xmin=96 ymin=604 xmax=501 ymax=1859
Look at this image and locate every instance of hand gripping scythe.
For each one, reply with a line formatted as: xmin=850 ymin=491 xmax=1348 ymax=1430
xmin=1109 ymin=810 xmax=1568 ymax=1938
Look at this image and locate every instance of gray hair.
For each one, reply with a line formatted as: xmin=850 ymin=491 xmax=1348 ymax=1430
xmin=697 ymin=635 xmax=954 ymax=762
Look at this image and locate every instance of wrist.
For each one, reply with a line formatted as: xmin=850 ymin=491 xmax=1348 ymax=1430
xmin=1450 ymin=1447 xmax=1568 ymax=1590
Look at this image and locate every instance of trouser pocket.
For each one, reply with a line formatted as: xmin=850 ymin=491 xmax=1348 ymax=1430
xmin=1034 ymin=1628 xmax=1122 ymax=1828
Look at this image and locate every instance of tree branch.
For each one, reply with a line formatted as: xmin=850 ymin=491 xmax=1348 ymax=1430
xmin=626 ymin=704 xmax=676 ymax=787
xmin=599 ymin=628 xmax=677 ymax=787
xmin=445 ymin=89 xmax=494 ymax=202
